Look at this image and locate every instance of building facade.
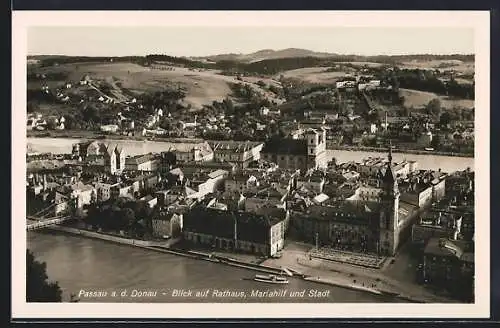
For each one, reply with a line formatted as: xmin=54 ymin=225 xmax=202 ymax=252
xmin=210 ymin=141 xmax=264 ymax=168
xmin=261 ymin=128 xmax=328 ymax=171
xmin=183 ymin=206 xmax=285 ymax=257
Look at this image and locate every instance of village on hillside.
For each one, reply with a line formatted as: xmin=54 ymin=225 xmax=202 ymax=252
xmin=27 ymin=54 xmax=474 ymax=156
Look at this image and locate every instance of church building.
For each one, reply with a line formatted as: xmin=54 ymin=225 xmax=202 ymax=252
xmin=261 ymin=128 xmax=328 ymax=171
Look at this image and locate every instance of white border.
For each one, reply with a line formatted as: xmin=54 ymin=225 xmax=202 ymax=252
xmin=12 ymin=11 xmax=490 ymax=319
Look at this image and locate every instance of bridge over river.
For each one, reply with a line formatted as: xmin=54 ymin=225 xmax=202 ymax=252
xmin=26 ymin=203 xmax=73 ymax=231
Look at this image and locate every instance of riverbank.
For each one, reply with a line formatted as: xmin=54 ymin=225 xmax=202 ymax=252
xmin=327 ymin=144 xmax=474 ymax=158
xmin=27 ymin=130 xmax=474 ymax=158
xmin=27 ymin=130 xmax=204 ymax=144
xmin=47 ymin=225 xmax=288 ymax=276
xmin=44 ymin=225 xmax=448 ymax=303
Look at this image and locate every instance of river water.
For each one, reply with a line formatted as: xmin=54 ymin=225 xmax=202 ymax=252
xmin=27 ymin=137 xmax=474 ymax=172
xmin=27 ymin=231 xmax=408 ymax=303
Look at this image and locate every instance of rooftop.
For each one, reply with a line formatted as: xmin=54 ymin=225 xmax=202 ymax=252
xmin=261 ymin=138 xmax=307 ymax=156
xmin=209 ymin=140 xmax=263 ymax=153
xmin=126 ymin=154 xmax=154 ymax=166
xmin=424 ymin=238 xmax=468 ymax=259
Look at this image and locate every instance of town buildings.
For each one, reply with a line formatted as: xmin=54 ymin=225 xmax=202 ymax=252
xmin=289 ymin=147 xmax=420 ymax=256
xmin=183 ymin=205 xmax=286 ymax=256
xmin=422 ymin=237 xmax=474 ymax=300
xmin=125 ymin=154 xmax=160 ymax=172
xmin=72 ymin=141 xmax=126 ymax=175
xmin=261 ymin=128 xmax=328 ymax=170
xmin=209 ymin=141 xmax=264 ymax=168
xmin=169 ymin=141 xmax=214 ymax=164
xmin=152 ymin=212 xmax=183 ymax=238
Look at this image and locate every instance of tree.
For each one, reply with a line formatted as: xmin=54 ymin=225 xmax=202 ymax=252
xmin=27 ymin=101 xmax=40 ymax=113
xmin=426 ymin=98 xmax=442 ymax=117
xmin=26 ymin=250 xmax=62 ymax=302
xmin=439 ymin=111 xmax=452 ymax=127
xmin=120 ymin=207 xmax=136 ymax=229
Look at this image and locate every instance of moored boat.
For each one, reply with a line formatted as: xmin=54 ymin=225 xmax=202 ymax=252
xmin=253 ymin=274 xmax=289 ymax=284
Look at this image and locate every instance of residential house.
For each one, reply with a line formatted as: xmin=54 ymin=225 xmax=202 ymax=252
xmin=297 ymin=170 xmax=326 ymax=194
xmin=224 ymin=173 xmax=260 ymax=193
xmin=243 ymin=185 xmax=288 ymax=213
xmin=125 ymin=154 xmax=160 ymax=172
xmin=346 ymin=185 xmax=382 ymax=202
xmin=152 ymin=212 xmax=183 ymax=238
xmin=93 ymin=182 xmax=119 ymax=203
xmin=100 ymin=124 xmax=120 ymax=133
xmin=399 ymin=171 xmax=447 ymax=208
xmin=209 ymin=141 xmax=264 ymax=168
xmin=53 ymin=192 xmax=70 ymax=216
xmin=187 ymin=169 xmax=228 ymax=197
xmin=412 ymin=212 xmax=461 ymax=247
xmin=422 ymin=237 xmax=474 ymax=299
xmin=140 ymin=195 xmax=158 ymax=208
xmin=57 ymin=182 xmax=95 ymax=209
xmin=110 ymin=183 xmax=134 ymax=200
xmin=170 ymin=141 xmax=214 ymax=164
xmin=160 ymin=185 xmax=198 ymax=206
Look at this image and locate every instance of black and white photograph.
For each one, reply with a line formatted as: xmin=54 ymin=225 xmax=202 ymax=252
xmin=12 ymin=11 xmax=490 ymax=319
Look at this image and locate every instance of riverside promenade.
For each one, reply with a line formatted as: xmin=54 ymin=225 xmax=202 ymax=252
xmin=48 ymin=224 xmax=455 ymax=303
xmin=261 ymin=242 xmax=457 ymax=303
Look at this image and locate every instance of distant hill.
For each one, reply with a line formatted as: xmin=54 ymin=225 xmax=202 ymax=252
xmin=28 ymin=51 xmax=475 ymax=78
xmin=192 ymin=48 xmax=337 ymax=63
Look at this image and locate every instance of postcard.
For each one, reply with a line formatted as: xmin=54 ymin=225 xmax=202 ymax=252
xmin=12 ymin=10 xmax=490 ymax=319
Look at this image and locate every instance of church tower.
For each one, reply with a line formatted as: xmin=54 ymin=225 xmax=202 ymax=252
xmin=379 ymin=142 xmax=400 ymax=256
xmin=305 ymin=128 xmax=327 ymax=169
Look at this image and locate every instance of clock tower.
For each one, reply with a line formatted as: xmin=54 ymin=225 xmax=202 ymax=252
xmin=379 ymin=142 xmax=400 ymax=256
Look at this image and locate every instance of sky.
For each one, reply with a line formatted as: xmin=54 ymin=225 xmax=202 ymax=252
xmin=28 ymin=26 xmax=474 ymax=57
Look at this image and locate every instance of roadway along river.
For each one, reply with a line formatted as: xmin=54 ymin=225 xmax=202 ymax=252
xmin=27 ymin=137 xmax=474 ymax=173
xmin=27 ymin=231 xmax=408 ymax=303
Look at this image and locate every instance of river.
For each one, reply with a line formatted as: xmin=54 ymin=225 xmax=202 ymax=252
xmin=27 ymin=137 xmax=474 ymax=172
xmin=27 ymin=231 xmax=408 ymax=303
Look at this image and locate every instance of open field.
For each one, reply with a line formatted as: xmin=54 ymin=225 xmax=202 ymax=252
xmin=29 ymin=62 xmax=286 ymax=109
xmin=279 ymin=67 xmax=348 ymax=83
xmin=399 ymin=88 xmax=475 ymax=110
xmin=399 ymin=60 xmax=474 ymax=74
xmin=29 ymin=62 xmax=284 ymax=110
xmin=337 ymin=61 xmax=385 ymax=68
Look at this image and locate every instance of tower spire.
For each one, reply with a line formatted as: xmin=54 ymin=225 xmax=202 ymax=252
xmin=388 ymin=140 xmax=393 ymax=164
